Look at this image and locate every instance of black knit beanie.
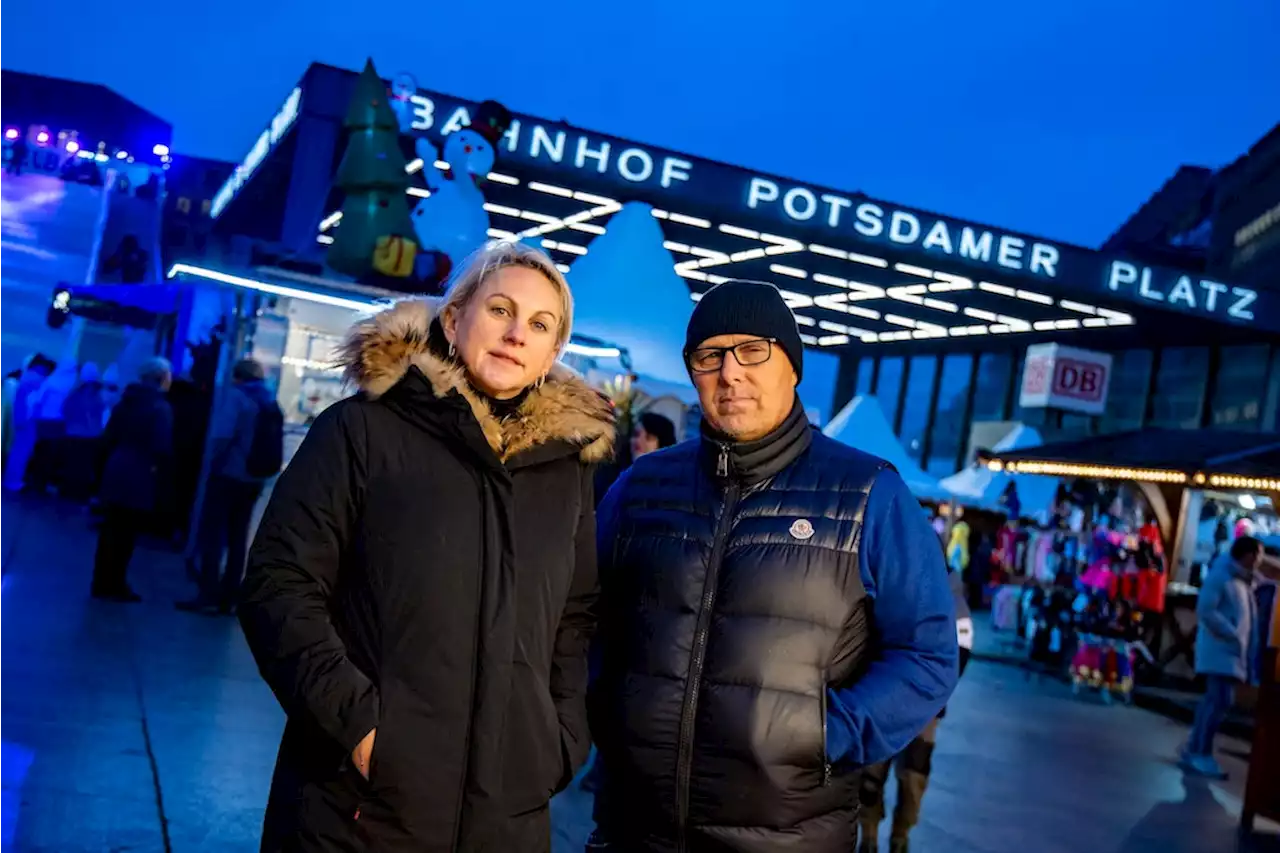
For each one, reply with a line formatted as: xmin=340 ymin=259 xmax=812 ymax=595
xmin=684 ymin=280 xmax=804 ymax=382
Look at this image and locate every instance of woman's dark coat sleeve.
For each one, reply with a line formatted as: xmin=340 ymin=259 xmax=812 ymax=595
xmin=238 ymin=402 xmax=379 ymax=755
xmin=549 ymin=464 xmax=600 ymax=787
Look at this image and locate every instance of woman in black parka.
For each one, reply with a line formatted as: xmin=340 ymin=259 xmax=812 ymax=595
xmin=238 ymin=242 xmax=614 ymax=853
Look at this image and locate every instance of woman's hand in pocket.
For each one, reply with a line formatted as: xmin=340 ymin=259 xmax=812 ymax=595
xmin=352 ymin=728 xmax=377 ymax=780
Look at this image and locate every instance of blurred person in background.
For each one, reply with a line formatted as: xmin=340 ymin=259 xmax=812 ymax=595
xmin=593 ymin=411 xmax=677 ymax=510
xmin=101 ymin=233 xmax=150 ymax=284
xmin=238 ymin=243 xmax=614 ymax=852
xmin=90 ymin=357 xmax=173 ymax=602
xmin=59 ymin=363 xmax=107 ymax=502
xmin=177 ymin=358 xmax=282 ymax=615
xmin=24 ymin=360 xmax=77 ymax=494
xmin=2 ymin=354 xmax=55 ymax=491
xmin=630 ymin=411 xmax=676 ymax=459
xmin=1182 ymin=535 xmax=1264 ymax=779
xmin=100 ymin=364 xmax=123 ymax=416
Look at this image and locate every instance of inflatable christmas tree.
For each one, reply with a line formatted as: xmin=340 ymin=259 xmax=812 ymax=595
xmin=327 ymin=58 xmax=418 ymax=280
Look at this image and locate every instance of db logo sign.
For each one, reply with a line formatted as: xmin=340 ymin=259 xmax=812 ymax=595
xmin=1052 ymin=358 xmax=1107 ymax=402
xmin=1018 ymin=344 xmax=1113 ymax=416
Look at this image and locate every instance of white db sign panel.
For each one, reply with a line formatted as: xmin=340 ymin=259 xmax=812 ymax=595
xmin=1019 ymin=344 xmax=1112 ymax=416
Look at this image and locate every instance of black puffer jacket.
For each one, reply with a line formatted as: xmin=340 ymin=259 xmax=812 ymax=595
xmin=590 ymin=405 xmax=948 ymax=853
xmin=238 ymin=299 xmax=614 ymax=852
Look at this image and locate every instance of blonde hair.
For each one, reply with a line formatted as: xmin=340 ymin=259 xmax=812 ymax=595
xmin=442 ymin=241 xmax=575 ymax=351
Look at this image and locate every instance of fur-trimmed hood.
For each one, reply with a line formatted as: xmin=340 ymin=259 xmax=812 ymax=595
xmin=338 ymin=299 xmax=615 ymax=464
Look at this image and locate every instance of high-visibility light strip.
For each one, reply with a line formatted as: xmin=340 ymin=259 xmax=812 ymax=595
xmin=800 ymin=333 xmax=819 ymax=345
xmin=282 ymin=355 xmax=342 ymax=372
xmin=847 ymin=252 xmax=889 ymax=268
xmin=760 ymin=233 xmax=805 ymax=250
xmin=167 ymin=264 xmax=385 ymax=313
xmin=668 ymin=213 xmax=712 ymax=228
xmin=1059 ymin=299 xmax=1098 ymax=314
xmin=1209 ymin=474 xmax=1280 ymax=492
xmin=542 ymin=239 xmax=587 ymax=256
xmin=894 ymin=263 xmax=933 ymax=278
xmin=317 ymin=234 xmax=334 ymax=245
xmin=1015 ymin=289 xmax=1054 ymax=305
xmin=484 ymin=202 xmax=522 ymax=218
xmin=808 ymin=243 xmax=846 ymax=259
xmin=565 ymin=341 xmax=622 ymax=358
xmin=990 ymin=458 xmax=1189 ymax=485
xmin=769 ymin=264 xmax=807 ymax=279
xmin=979 ymin=281 xmax=1016 ymax=297
xmin=319 ymin=211 xmax=343 ymax=231
xmin=528 ymin=181 xmax=574 ymax=197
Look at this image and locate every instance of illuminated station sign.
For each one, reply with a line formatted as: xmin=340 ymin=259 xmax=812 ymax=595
xmin=214 ymin=72 xmax=1272 ymax=348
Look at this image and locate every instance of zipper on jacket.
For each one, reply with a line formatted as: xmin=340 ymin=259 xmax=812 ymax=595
xmin=715 ymin=442 xmax=729 ymax=479
xmin=674 ymin=477 xmax=740 ymax=850
xmin=820 ymin=673 xmax=831 ymax=787
xmin=451 ymin=479 xmax=490 ymax=850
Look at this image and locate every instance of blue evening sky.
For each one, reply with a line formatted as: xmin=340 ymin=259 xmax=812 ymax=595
xmin=3 ymin=1 xmax=1277 ymax=249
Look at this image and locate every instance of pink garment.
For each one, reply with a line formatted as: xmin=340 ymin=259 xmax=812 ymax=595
xmin=1034 ymin=535 xmax=1056 ymax=583
xmin=1079 ymin=561 xmax=1114 ymax=593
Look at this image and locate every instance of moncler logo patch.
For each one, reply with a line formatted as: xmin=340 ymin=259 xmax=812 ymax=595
xmin=789 ymin=519 xmax=815 ymax=540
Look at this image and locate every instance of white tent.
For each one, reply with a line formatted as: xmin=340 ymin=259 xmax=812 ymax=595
xmin=939 ymin=423 xmax=1059 ymax=518
xmin=822 ymin=396 xmax=951 ymax=502
xmin=566 ymin=201 xmax=695 ymax=386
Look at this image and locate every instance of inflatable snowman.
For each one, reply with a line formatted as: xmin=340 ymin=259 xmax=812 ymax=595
xmin=410 ymin=100 xmax=512 ymax=285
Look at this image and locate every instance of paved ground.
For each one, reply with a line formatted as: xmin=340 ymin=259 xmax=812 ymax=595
xmin=3 ymin=495 xmax=1278 ymax=853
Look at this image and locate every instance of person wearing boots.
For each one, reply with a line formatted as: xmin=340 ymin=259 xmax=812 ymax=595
xmin=858 ymin=562 xmax=974 ymax=852
xmin=587 ymin=280 xmax=958 ymax=853
xmin=90 ymin=357 xmax=174 ymax=601
xmin=177 ymin=358 xmax=282 ymax=615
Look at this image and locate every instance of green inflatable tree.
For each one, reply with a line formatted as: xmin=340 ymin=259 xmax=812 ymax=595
xmin=327 ymin=58 xmax=418 ymax=279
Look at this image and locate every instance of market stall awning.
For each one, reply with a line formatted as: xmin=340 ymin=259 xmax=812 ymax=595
xmin=823 ymin=395 xmax=951 ymax=502
xmin=980 ymin=428 xmax=1280 ymax=491
xmin=940 ymin=423 xmax=1060 ymax=518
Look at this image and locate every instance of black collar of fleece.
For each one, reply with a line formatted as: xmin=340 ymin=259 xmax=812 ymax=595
xmin=338 ymin=298 xmax=616 ymax=464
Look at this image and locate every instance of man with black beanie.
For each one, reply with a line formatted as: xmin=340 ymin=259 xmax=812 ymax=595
xmin=588 ymin=280 xmax=959 ymax=853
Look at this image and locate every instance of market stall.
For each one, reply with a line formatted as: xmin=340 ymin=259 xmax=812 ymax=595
xmin=980 ymin=427 xmax=1280 ymax=684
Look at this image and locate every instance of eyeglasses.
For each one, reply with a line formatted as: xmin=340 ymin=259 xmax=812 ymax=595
xmin=687 ymin=338 xmax=777 ymax=374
